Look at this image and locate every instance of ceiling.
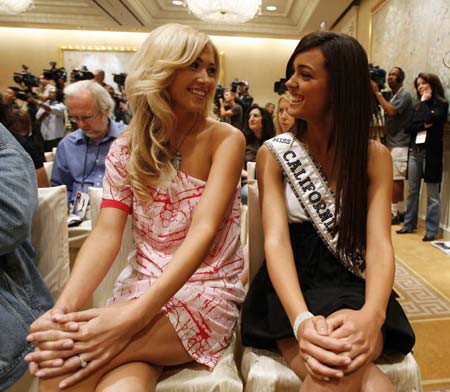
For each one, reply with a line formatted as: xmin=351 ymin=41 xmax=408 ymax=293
xmin=0 ymin=0 xmax=355 ymax=39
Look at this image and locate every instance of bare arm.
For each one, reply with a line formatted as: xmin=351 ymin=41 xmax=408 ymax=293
xmin=370 ymin=81 xmax=397 ymax=116
xmin=36 ymin=167 xmax=50 ymax=188
xmin=257 ymin=146 xmax=306 ymax=323
xmin=363 ymin=142 xmax=394 ymax=324
xmin=56 ymin=207 xmax=129 ymax=311
xmin=257 ymin=146 xmax=349 ymax=378
xmin=328 ymin=141 xmax=394 ymax=372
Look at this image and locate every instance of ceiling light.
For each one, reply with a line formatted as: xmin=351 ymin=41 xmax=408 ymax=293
xmin=185 ymin=0 xmax=262 ymax=23
xmin=172 ymin=0 xmax=183 ymax=5
xmin=266 ymin=5 xmax=277 ymax=11
xmin=0 ymin=0 xmax=33 ymax=14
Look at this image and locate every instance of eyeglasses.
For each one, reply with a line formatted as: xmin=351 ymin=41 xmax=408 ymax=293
xmin=68 ymin=111 xmax=102 ymax=123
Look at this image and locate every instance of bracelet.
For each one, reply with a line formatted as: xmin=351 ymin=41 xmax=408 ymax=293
xmin=377 ymin=92 xmax=383 ymax=97
xmin=293 ymin=311 xmax=314 ymax=340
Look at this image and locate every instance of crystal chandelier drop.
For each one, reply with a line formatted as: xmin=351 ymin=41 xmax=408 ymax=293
xmin=185 ymin=0 xmax=261 ymax=24
xmin=0 ymin=0 xmax=33 ymax=14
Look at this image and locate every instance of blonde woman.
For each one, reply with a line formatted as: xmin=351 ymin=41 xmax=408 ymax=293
xmin=274 ymin=94 xmax=295 ymax=135
xmin=25 ymin=23 xmax=245 ymax=391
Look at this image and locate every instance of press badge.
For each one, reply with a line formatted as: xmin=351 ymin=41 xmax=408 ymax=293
xmin=415 ymin=130 xmax=427 ymax=144
xmin=73 ymin=191 xmax=90 ymax=219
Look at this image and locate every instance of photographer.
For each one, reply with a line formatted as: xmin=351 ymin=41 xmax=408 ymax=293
xmin=371 ymin=66 xmax=413 ymax=224
xmin=4 ymin=87 xmax=21 ymax=110
xmin=111 ymin=72 xmax=132 ymax=125
xmin=35 ymin=85 xmax=66 ymax=152
xmin=11 ymin=68 xmax=43 ymax=150
xmin=219 ymin=88 xmax=243 ymax=130
xmin=236 ymin=80 xmax=253 ymax=124
xmin=34 ymin=74 xmax=54 ymax=101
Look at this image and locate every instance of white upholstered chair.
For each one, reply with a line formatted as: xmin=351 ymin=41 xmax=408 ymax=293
xmin=44 ymin=151 xmax=54 ymax=162
xmin=240 ymin=175 xmax=423 ymax=392
xmin=43 ymin=161 xmax=53 ymax=181
xmin=32 ymin=185 xmax=70 ymax=299
xmin=88 ymin=187 xmax=243 ymax=391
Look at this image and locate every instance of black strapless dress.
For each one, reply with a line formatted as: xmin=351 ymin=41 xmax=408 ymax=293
xmin=241 ymin=222 xmax=415 ymax=355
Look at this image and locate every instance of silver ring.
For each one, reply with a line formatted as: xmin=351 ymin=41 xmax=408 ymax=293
xmin=304 ymin=355 xmax=310 ymax=363
xmin=78 ymin=354 xmax=88 ymax=368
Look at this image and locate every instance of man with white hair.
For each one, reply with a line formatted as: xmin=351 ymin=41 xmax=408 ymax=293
xmin=51 ymin=80 xmax=126 ymax=206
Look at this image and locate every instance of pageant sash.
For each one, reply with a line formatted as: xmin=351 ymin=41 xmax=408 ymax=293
xmin=265 ymin=133 xmax=365 ymax=278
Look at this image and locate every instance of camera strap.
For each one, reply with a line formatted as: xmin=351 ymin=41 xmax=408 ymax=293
xmin=265 ymin=132 xmax=365 ymax=278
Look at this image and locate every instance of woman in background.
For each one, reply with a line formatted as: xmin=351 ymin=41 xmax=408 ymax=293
xmin=25 ymin=23 xmax=245 ymax=391
xmin=397 ymin=72 xmax=448 ymax=241
xmin=241 ymin=104 xmax=275 ymax=204
xmin=274 ymin=94 xmax=295 ymax=135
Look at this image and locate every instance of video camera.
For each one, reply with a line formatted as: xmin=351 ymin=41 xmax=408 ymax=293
xmin=113 ymin=73 xmax=127 ymax=93
xmin=231 ymin=80 xmax=240 ymax=94
xmin=369 ymin=64 xmax=386 ymax=90
xmin=274 ymin=78 xmax=287 ymax=95
xmin=70 ymin=66 xmax=94 ymax=82
xmin=13 ymin=64 xmax=39 ymax=90
xmin=43 ymin=61 xmax=67 ymax=82
xmin=214 ymin=84 xmax=225 ymax=108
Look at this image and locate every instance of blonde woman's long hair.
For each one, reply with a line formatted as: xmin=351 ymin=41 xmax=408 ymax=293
xmin=125 ymin=23 xmax=220 ymax=202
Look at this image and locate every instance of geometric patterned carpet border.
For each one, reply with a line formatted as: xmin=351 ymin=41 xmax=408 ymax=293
xmin=394 ymin=257 xmax=450 ymax=320
xmin=394 ymin=256 xmax=450 ymax=392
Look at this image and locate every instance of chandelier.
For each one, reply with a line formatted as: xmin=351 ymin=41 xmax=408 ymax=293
xmin=185 ymin=0 xmax=261 ymax=24
xmin=0 ymin=0 xmax=33 ymax=14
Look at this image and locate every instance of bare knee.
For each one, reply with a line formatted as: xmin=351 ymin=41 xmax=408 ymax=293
xmin=361 ymin=363 xmax=395 ymax=392
xmin=96 ymin=362 xmax=162 ymax=392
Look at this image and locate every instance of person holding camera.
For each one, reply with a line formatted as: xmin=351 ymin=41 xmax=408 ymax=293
xmin=34 ymin=74 xmax=54 ymax=101
xmin=219 ymin=88 xmax=243 ymax=130
xmin=35 ymin=85 xmax=66 ymax=152
xmin=237 ymin=80 xmax=253 ymax=124
xmin=371 ymin=66 xmax=413 ymax=225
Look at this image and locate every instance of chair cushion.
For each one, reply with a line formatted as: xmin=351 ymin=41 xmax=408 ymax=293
xmin=157 ymin=333 xmax=243 ymax=392
xmin=241 ymin=346 xmax=422 ymax=392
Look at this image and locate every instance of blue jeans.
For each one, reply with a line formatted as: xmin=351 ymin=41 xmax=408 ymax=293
xmin=403 ymin=147 xmax=441 ymax=235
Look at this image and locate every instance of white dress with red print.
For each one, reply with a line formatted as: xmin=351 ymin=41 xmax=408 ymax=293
xmin=101 ymin=136 xmax=245 ymax=369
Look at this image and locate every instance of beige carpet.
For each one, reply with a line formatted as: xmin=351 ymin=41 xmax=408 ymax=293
xmin=392 ymin=225 xmax=450 ymax=392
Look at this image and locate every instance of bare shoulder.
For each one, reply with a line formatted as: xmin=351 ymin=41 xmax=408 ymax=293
xmin=368 ymin=140 xmax=392 ymax=175
xmin=369 ymin=140 xmax=391 ymax=163
xmin=205 ymin=117 xmax=245 ymax=150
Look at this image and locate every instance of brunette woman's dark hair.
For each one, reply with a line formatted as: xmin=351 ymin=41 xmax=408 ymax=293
xmin=243 ymin=104 xmax=275 ymax=142
xmin=413 ymin=73 xmax=448 ymax=104
xmin=286 ymin=31 xmax=371 ymax=260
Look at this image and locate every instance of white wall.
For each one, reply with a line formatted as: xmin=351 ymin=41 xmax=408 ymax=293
xmin=0 ymin=27 xmax=298 ymax=108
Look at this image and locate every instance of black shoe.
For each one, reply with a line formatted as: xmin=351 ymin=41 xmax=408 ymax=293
xmin=391 ymin=215 xmax=402 ymax=225
xmin=396 ymin=227 xmax=414 ymax=234
xmin=422 ymin=234 xmax=436 ymax=242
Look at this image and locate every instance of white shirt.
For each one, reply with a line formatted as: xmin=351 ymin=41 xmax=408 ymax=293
xmin=36 ymin=100 xmax=66 ymax=141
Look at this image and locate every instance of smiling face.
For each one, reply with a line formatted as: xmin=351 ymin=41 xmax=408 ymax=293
xmin=168 ymin=44 xmax=217 ymax=116
xmin=278 ymin=97 xmax=295 ymax=132
xmin=285 ymin=48 xmax=331 ymax=124
xmin=416 ymin=77 xmax=432 ymax=97
xmin=248 ymin=107 xmax=263 ymax=134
